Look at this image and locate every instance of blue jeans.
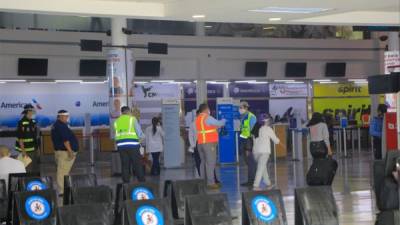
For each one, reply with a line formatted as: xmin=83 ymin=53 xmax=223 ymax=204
xmin=151 ymin=152 xmax=161 ymax=175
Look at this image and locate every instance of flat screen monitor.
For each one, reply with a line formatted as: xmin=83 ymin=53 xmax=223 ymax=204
xmin=368 ymin=74 xmax=400 ymax=94
xmin=135 ymin=60 xmax=161 ymax=77
xmin=18 ymin=58 xmax=48 ymax=76
xmin=245 ymin=62 xmax=268 ymax=77
xmin=79 ymin=60 xmax=107 ymax=76
xmin=148 ymin=42 xmax=168 ymax=54
xmin=326 ymin=62 xmax=346 ymax=77
xmin=80 ymin=40 xmax=103 ymax=52
xmin=285 ymin=62 xmax=307 ymax=77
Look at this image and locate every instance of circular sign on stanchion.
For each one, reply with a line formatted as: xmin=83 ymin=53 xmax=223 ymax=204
xmin=131 ymin=187 xmax=154 ymax=200
xmin=135 ymin=205 xmax=164 ymax=225
xmin=24 ymin=196 xmax=51 ymax=220
xmin=26 ymin=181 xmax=47 ymax=191
xmin=251 ymin=196 xmax=278 ymax=223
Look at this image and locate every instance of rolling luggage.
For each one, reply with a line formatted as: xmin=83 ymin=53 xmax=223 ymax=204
xmin=306 ymin=158 xmax=338 ymax=186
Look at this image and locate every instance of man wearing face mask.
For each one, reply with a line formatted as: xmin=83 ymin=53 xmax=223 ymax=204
xmin=15 ymin=104 xmax=40 ymax=173
xmin=239 ymin=101 xmax=257 ymax=187
xmin=51 ymin=110 xmax=79 ymax=195
xmin=195 ymin=103 xmax=226 ymax=189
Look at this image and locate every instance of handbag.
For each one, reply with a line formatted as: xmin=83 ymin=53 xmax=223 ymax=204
xmin=310 ymin=141 xmax=328 ymax=159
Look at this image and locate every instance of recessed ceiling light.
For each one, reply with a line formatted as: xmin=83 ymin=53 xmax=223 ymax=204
xmin=263 ymin=26 xmax=276 ymax=30
xmin=192 ymin=15 xmax=205 ymax=19
xmin=269 ymin=18 xmax=282 ymax=21
xmin=250 ymin=7 xmax=331 ymax=14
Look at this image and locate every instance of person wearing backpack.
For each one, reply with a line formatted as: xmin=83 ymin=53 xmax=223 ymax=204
xmin=252 ymin=115 xmax=282 ymax=190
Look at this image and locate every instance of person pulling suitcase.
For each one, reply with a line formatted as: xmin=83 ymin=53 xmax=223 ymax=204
xmin=306 ymin=113 xmax=337 ymax=186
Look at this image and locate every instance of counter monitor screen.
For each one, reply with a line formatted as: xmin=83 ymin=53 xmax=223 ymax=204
xmin=245 ymin=62 xmax=268 ymax=77
xmin=285 ymin=62 xmax=307 ymax=77
xmin=135 ymin=60 xmax=161 ymax=77
xmin=79 ymin=59 xmax=107 ymax=76
xmin=18 ymin=58 xmax=48 ymax=76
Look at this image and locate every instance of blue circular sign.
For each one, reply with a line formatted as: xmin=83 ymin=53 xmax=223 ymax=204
xmin=251 ymin=196 xmax=278 ymax=223
xmin=24 ymin=196 xmax=51 ymax=221
xmin=135 ymin=205 xmax=164 ymax=225
xmin=131 ymin=187 xmax=154 ymax=201
xmin=26 ymin=181 xmax=47 ymax=191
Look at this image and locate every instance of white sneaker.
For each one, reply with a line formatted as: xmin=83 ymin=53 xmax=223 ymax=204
xmin=253 ymin=186 xmax=262 ymax=191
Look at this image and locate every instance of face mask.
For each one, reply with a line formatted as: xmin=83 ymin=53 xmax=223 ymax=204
xmin=239 ymin=109 xmax=246 ymax=115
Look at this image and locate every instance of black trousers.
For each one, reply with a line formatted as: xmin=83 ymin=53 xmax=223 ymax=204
xmin=19 ymin=150 xmax=40 ymax=173
xmin=151 ymin=152 xmax=161 ymax=176
xmin=240 ymin=138 xmax=256 ymax=183
xmin=373 ymin=137 xmax=382 ymax=160
xmin=118 ymin=145 xmax=145 ymax=183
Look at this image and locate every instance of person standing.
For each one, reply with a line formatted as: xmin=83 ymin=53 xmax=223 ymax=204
xmin=51 ymin=110 xmax=78 ymax=195
xmin=195 ymin=103 xmax=226 ymax=189
xmin=370 ymin=104 xmax=388 ymax=160
xmin=239 ymin=101 xmax=257 ymax=187
xmin=252 ymin=117 xmax=282 ymax=190
xmin=188 ymin=110 xmax=202 ymax=177
xmin=145 ymin=117 xmax=164 ymax=176
xmin=15 ymin=104 xmax=40 ymax=173
xmin=114 ymin=106 xmax=145 ymax=183
xmin=307 ymin=112 xmax=333 ymax=159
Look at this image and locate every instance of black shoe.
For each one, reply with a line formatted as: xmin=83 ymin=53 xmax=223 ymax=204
xmin=241 ymin=182 xmax=253 ymax=187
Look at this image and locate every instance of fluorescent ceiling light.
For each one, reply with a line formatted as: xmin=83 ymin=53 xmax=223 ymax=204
xmin=204 ymin=25 xmax=213 ymax=28
xmin=268 ymin=18 xmax=281 ymax=21
xmin=235 ymin=80 xmax=257 ymax=83
xmin=313 ymin=79 xmax=331 ymax=82
xmin=249 ymin=81 xmax=268 ymax=84
xmin=173 ymin=81 xmax=192 ymax=84
xmin=192 ymin=15 xmax=205 ymax=19
xmin=0 ymin=82 xmax=5 ymax=84
xmin=355 ymin=81 xmax=368 ymax=84
xmin=274 ymin=79 xmax=295 ymax=82
xmin=0 ymin=79 xmax=26 ymax=82
xmin=250 ymin=7 xmax=331 ymax=14
xmin=30 ymin=81 xmax=55 ymax=84
xmin=263 ymin=26 xmax=276 ymax=30
xmin=285 ymin=81 xmax=304 ymax=84
xmin=348 ymin=79 xmax=367 ymax=82
xmin=151 ymin=80 xmax=174 ymax=83
xmin=320 ymin=81 xmax=339 ymax=84
xmin=80 ymin=81 xmax=106 ymax=84
xmin=207 ymin=81 xmax=229 ymax=84
xmin=55 ymin=80 xmax=82 ymax=83
xmin=135 ymin=81 xmax=149 ymax=84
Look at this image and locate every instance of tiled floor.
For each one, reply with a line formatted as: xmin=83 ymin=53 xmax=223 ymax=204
xmin=41 ymin=150 xmax=377 ymax=225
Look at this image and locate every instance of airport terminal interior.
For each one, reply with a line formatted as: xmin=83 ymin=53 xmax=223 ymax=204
xmin=0 ymin=0 xmax=399 ymax=225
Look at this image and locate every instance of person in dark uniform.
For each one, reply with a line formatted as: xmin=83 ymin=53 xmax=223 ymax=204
xmin=15 ymin=104 xmax=40 ymax=173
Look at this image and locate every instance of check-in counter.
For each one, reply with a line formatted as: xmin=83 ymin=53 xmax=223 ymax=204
xmin=92 ymin=128 xmax=115 ymax=152
xmin=274 ymin=124 xmax=288 ymax=158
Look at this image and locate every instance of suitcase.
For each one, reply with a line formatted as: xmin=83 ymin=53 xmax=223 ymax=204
xmin=306 ymin=158 xmax=338 ymax=186
xmin=376 ymin=210 xmax=400 ymax=225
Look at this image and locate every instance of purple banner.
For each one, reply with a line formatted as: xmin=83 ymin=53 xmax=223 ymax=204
xmin=182 ymin=83 xmax=224 ymax=99
xmin=228 ymin=83 xmax=269 ymax=98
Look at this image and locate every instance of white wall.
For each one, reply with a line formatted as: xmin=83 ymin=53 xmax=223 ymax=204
xmin=0 ymin=29 xmax=385 ymax=81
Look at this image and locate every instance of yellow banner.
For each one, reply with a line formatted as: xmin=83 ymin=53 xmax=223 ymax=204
xmin=313 ymin=98 xmax=371 ymax=123
xmin=313 ymin=83 xmax=369 ymax=97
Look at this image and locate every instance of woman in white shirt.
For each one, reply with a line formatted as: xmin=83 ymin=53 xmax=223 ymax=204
xmin=252 ymin=117 xmax=281 ymax=190
xmin=145 ymin=117 xmax=164 ymax=176
xmin=307 ymin=112 xmax=333 ymax=159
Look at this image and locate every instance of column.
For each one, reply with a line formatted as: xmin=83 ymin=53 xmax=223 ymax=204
xmin=195 ymin=22 xmax=205 ymax=36
xmin=107 ymin=17 xmax=132 ymax=137
xmin=388 ymin=32 xmax=400 ymax=51
xmin=196 ymin=80 xmax=207 ymax=108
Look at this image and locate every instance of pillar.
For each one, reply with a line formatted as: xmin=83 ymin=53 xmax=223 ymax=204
xmin=388 ymin=32 xmax=400 ymax=51
xmin=196 ymin=80 xmax=207 ymax=108
xmin=107 ymin=17 xmax=133 ymax=137
xmin=195 ymin=22 xmax=205 ymax=36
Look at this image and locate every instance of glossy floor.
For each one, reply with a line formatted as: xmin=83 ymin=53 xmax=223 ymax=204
xmin=41 ymin=151 xmax=377 ymax=225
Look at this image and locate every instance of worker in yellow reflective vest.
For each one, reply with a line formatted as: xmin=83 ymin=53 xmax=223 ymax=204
xmin=15 ymin=104 xmax=40 ymax=173
xmin=239 ymin=101 xmax=257 ymax=187
xmin=114 ymin=106 xmax=145 ymax=183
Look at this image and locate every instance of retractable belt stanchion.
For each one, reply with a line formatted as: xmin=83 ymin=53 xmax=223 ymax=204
xmin=358 ymin=127 xmax=362 ymax=153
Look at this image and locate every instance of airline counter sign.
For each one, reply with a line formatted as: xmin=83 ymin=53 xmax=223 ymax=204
xmin=313 ymin=83 xmax=369 ymax=97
